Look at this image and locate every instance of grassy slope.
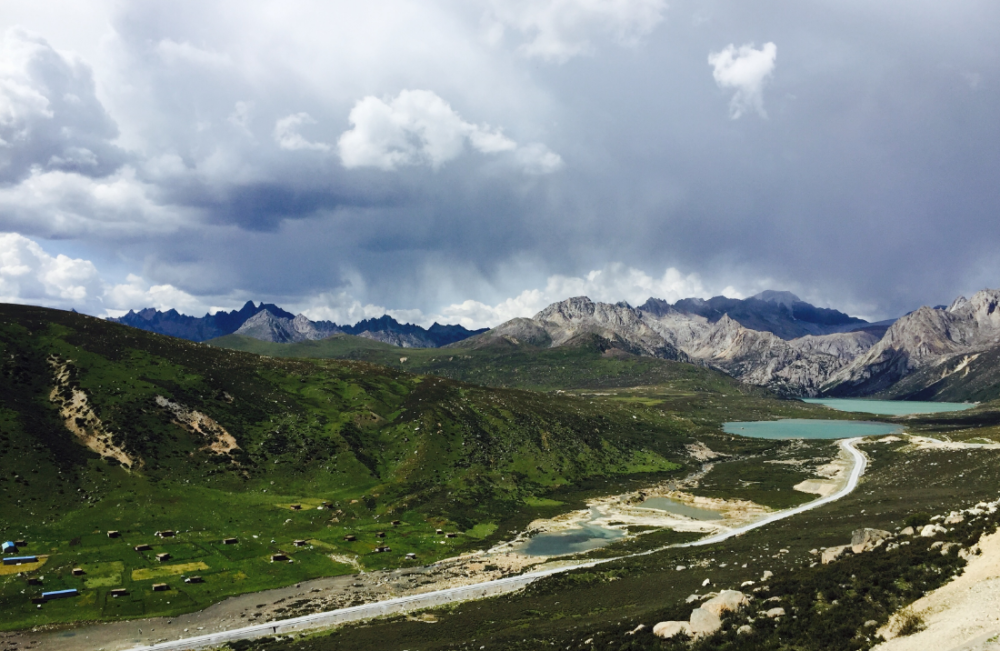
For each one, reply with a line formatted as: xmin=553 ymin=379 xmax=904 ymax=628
xmin=207 ymin=333 xmax=771 ymax=393
xmin=0 ymin=304 xmax=825 ymax=631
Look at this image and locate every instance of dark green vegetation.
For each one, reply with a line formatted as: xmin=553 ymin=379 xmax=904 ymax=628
xmin=0 ymin=304 xmax=843 ymax=631
xmin=219 ymin=439 xmax=1000 ymax=651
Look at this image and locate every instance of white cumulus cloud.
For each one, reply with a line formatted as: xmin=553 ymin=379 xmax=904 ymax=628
xmin=0 ymin=232 xmax=211 ymax=316
xmin=338 ymin=89 xmax=560 ymax=173
xmin=0 ymin=232 xmax=102 ymax=308
xmin=273 ymin=113 xmax=330 ymax=152
xmin=487 ymin=0 xmax=667 ymax=63
xmin=708 ymin=41 xmax=777 ymax=119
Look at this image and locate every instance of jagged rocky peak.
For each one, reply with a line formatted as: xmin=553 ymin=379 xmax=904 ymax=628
xmin=751 ymin=290 xmax=802 ymax=308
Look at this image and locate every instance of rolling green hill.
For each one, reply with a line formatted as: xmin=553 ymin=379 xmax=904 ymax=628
xmin=207 ymin=331 xmax=775 ymax=395
xmin=0 ymin=304 xmax=818 ymax=630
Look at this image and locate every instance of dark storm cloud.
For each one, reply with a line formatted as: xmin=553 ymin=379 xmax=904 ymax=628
xmin=1 ymin=0 xmax=999 ymax=324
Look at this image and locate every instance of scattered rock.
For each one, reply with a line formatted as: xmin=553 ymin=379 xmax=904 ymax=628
xmin=652 ymin=621 xmax=691 ymax=639
xmin=702 ymin=578 xmax=711 ymax=587
xmin=765 ymin=607 xmax=786 ymax=618
xmin=676 ymin=565 xmax=686 ymax=571
xmin=852 ymin=528 xmax=892 ymax=554
xmin=689 ymin=607 xmax=723 ymax=636
xmin=761 ymin=570 xmax=773 ymax=581
xmin=822 ymin=545 xmax=850 ymax=564
xmin=741 ymin=580 xmax=755 ymax=588
xmin=944 ymin=512 xmax=965 ymax=525
xmin=701 ymin=590 xmax=749 ymax=618
xmin=921 ymin=524 xmax=948 ymax=538
xmin=900 ymin=526 xmax=915 ymax=536
xmin=864 ymin=619 xmax=878 ymax=627
xmin=627 ymin=624 xmax=646 ymax=635
xmin=737 ymin=624 xmax=754 ymax=635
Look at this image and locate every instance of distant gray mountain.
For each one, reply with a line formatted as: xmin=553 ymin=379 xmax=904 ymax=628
xmin=109 ymin=302 xmax=486 ymax=348
xmin=108 ymin=301 xmax=294 ymax=342
xmin=457 ymin=293 xmax=885 ymax=396
xmin=639 ymin=291 xmax=869 ymax=339
xmin=234 ymin=310 xmax=341 ymax=343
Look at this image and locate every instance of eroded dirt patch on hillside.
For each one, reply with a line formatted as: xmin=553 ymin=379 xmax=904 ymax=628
xmin=155 ymin=395 xmax=240 ymax=456
xmin=47 ymin=356 xmax=135 ymax=467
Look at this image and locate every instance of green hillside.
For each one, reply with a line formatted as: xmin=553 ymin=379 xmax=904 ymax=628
xmin=0 ymin=304 xmax=819 ymax=631
xmin=207 ymin=332 xmax=772 ymax=395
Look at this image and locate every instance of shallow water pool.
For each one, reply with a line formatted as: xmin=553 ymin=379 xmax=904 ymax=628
xmin=723 ymin=419 xmax=903 ymax=440
xmin=518 ymin=522 xmax=625 ymax=556
xmin=639 ymin=497 xmax=722 ymax=520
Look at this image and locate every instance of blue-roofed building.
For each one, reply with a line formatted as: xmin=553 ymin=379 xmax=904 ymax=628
xmin=2 ymin=556 xmax=38 ymax=565
xmin=41 ymin=589 xmax=79 ymax=600
xmin=1 ymin=541 xmax=17 ymax=554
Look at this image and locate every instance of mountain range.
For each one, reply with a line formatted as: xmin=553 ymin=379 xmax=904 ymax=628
xmin=109 ymin=301 xmax=487 ymax=347
xmin=453 ymin=289 xmax=1000 ymax=399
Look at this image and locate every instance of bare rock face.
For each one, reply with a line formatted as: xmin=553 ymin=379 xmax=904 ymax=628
xmin=701 ymin=590 xmax=749 ymax=618
xmin=824 ymin=289 xmax=1000 ymax=395
xmin=822 ymin=545 xmax=851 ymax=564
xmin=652 ymin=621 xmax=691 ymax=639
xmin=852 ymin=528 xmax=892 ymax=554
xmin=460 ymin=297 xmax=685 ymax=360
xmin=689 ymin=607 xmax=723 ymax=636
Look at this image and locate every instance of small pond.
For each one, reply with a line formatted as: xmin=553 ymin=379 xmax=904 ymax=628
xmin=639 ymin=497 xmax=722 ymax=520
xmin=801 ymin=398 xmax=976 ymax=416
xmin=518 ymin=509 xmax=625 ymax=556
xmin=723 ymin=419 xmax=903 ymax=440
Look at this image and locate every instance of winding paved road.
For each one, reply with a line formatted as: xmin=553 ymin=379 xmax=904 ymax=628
xmin=126 ymin=437 xmax=867 ymax=651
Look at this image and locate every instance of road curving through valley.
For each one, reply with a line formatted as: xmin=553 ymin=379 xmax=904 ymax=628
xmin=126 ymin=437 xmax=867 ymax=651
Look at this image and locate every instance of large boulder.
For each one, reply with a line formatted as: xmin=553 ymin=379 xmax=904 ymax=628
xmin=765 ymin=607 xmax=786 ymax=618
xmin=822 ymin=545 xmax=850 ymax=564
xmin=701 ymin=590 xmax=749 ymax=618
xmin=652 ymin=621 xmax=691 ymax=639
xmin=851 ymin=528 xmax=892 ymax=554
xmin=689 ymin=607 xmax=722 ymax=636
xmin=921 ymin=524 xmax=947 ymax=537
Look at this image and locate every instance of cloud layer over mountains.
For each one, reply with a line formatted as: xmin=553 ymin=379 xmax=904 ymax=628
xmin=1 ymin=0 xmax=999 ymax=326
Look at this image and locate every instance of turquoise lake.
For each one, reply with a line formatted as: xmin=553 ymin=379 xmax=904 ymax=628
xmin=801 ymin=398 xmax=976 ymax=416
xmin=723 ymin=419 xmax=903 ymax=440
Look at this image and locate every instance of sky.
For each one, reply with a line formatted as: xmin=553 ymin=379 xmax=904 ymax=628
xmin=1 ymin=0 xmax=998 ymax=328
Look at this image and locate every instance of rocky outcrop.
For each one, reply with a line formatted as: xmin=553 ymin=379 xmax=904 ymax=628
xmin=653 ymin=590 xmax=747 ymax=639
xmin=852 ymin=528 xmax=892 ymax=554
